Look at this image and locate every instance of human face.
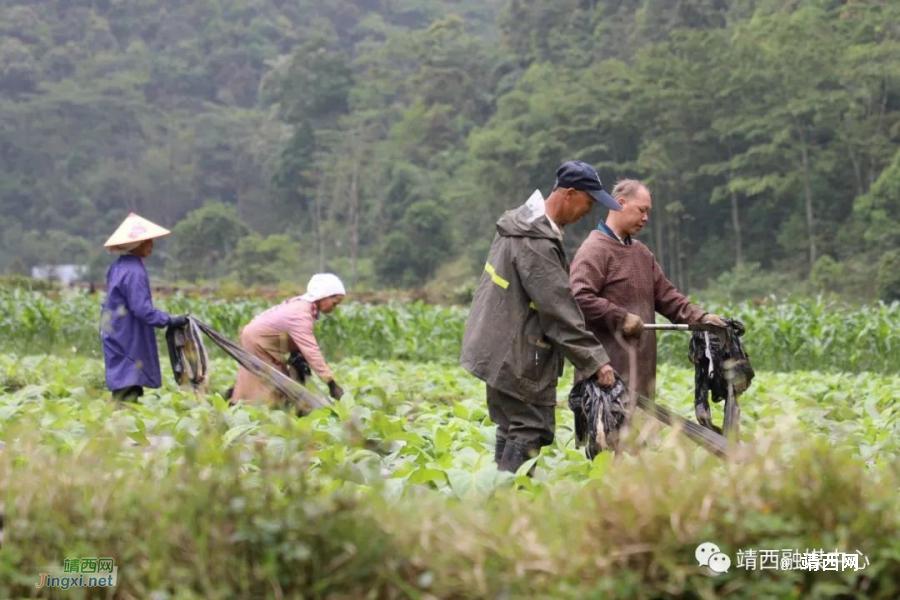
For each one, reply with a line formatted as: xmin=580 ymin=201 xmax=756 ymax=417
xmin=618 ymin=188 xmax=652 ymax=236
xmin=133 ymin=239 xmax=154 ymax=258
xmin=317 ymin=295 xmax=345 ymax=314
xmin=563 ymin=189 xmax=596 ymax=224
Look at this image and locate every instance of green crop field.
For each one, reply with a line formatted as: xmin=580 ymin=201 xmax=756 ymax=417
xmin=2 ymin=290 xmax=899 ymax=372
xmin=1 ymin=294 xmax=898 ymax=598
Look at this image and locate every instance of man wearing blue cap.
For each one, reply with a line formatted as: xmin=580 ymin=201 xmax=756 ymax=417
xmin=461 ymin=160 xmax=621 ymax=474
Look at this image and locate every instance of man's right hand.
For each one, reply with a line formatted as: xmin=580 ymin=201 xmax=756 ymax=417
xmin=595 ymin=363 xmax=615 ymax=388
xmin=623 ymin=313 xmax=644 ymax=337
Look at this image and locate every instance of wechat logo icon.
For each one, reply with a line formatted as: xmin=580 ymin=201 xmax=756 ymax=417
xmin=696 ymin=542 xmax=730 ymax=576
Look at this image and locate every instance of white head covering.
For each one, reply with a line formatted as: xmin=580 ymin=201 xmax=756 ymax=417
xmin=301 ymin=273 xmax=346 ymax=302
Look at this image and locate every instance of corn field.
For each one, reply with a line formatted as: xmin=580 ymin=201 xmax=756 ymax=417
xmin=1 ymin=289 xmax=897 ymax=373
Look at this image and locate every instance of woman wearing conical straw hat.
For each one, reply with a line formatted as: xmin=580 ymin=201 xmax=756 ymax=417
xmin=99 ymin=213 xmax=188 ymax=403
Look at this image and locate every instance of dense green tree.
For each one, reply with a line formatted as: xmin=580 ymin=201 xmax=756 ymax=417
xmin=855 ymin=147 xmax=900 ymax=249
xmin=876 ymin=250 xmax=900 ymax=303
xmin=376 ymin=200 xmax=453 ymax=286
xmin=0 ymin=0 xmax=897 ymax=300
xmin=232 ymin=233 xmax=302 ymax=286
xmin=169 ymin=204 xmax=249 ymax=281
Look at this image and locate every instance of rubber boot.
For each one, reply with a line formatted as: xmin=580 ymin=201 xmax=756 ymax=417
xmin=494 ymin=437 xmax=507 ymax=465
xmin=498 ymin=442 xmax=536 ymax=475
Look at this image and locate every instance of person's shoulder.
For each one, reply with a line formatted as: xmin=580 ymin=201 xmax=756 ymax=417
xmin=584 ymin=229 xmax=608 ymax=246
xmin=270 ymin=296 xmax=306 ymax=312
xmin=286 ymin=297 xmax=316 ymax=318
xmin=574 ymin=230 xmax=611 ymax=256
xmin=631 ymin=238 xmax=654 ymax=254
xmin=116 ymin=255 xmax=146 ymax=276
xmin=630 ymin=238 xmax=661 ymax=264
xmin=519 ymin=234 xmax=564 ymax=260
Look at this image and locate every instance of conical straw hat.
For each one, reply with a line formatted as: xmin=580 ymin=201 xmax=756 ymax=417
xmin=104 ymin=213 xmax=171 ymax=248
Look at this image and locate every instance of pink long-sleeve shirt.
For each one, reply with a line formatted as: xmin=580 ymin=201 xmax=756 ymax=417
xmin=241 ymin=296 xmax=333 ymax=381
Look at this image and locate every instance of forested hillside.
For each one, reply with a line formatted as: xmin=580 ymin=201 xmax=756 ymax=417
xmin=1 ymin=0 xmax=898 ymax=300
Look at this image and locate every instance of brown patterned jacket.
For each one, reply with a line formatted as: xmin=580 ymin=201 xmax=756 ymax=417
xmin=570 ymin=230 xmax=706 ymax=398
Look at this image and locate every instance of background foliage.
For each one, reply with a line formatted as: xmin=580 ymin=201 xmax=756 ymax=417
xmin=1 ymin=0 xmax=898 ymax=300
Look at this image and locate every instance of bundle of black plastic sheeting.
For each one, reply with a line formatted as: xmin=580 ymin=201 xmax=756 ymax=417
xmin=189 ymin=318 xmax=330 ymax=415
xmin=569 ymin=377 xmax=731 ymax=461
xmin=568 ymin=376 xmax=629 ymax=458
xmin=166 ymin=318 xmax=210 ymax=392
xmin=689 ymin=318 xmax=754 ymax=438
xmin=287 ymin=351 xmax=312 ymax=384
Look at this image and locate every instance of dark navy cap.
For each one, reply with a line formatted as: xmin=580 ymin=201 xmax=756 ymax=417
xmin=555 ymin=160 xmax=621 ymax=211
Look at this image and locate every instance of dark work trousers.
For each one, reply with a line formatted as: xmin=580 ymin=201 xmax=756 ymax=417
xmin=486 ymin=385 xmax=555 ymax=473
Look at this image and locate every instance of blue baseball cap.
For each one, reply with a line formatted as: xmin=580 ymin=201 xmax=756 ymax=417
xmin=555 ymin=160 xmax=621 ymax=211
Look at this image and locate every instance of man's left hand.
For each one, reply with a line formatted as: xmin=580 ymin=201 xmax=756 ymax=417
xmin=702 ymin=313 xmax=726 ymax=327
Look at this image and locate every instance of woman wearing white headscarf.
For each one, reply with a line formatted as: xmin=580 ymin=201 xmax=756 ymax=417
xmin=231 ymin=273 xmax=346 ymax=406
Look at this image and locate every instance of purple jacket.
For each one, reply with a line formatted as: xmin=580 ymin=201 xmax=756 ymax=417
xmin=100 ymin=255 xmax=172 ymax=390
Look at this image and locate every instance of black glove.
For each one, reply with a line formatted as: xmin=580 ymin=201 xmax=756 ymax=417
xmin=327 ymin=380 xmax=344 ymax=400
xmin=169 ymin=314 xmax=189 ymax=328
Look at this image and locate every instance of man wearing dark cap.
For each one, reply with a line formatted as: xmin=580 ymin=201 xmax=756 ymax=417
xmin=461 ymin=160 xmax=620 ymax=474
